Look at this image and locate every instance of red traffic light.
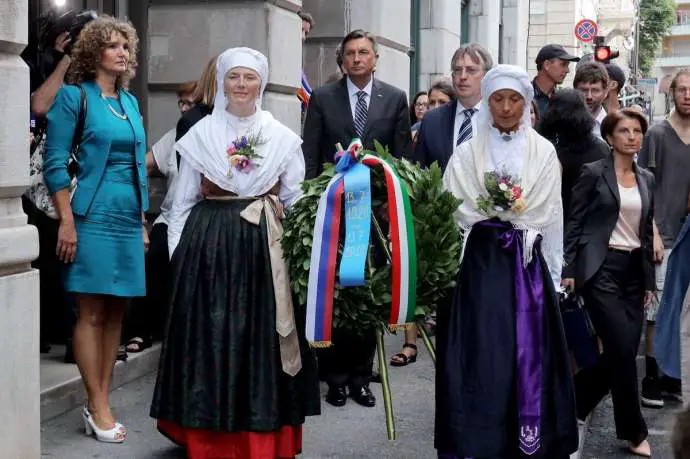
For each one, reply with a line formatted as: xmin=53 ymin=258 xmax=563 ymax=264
xmin=594 ymin=45 xmax=619 ymax=63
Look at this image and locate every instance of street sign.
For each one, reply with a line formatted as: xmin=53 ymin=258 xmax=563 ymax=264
xmin=637 ymin=78 xmax=658 ymax=85
xmin=574 ymin=19 xmax=598 ymax=43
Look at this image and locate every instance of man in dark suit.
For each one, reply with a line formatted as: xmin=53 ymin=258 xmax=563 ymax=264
xmin=413 ymin=43 xmax=493 ymax=171
xmin=303 ymin=30 xmax=411 ymax=179
xmin=302 ymin=29 xmax=412 ymax=408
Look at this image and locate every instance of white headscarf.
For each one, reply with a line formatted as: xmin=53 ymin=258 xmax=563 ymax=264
xmin=473 ymin=65 xmax=534 ymax=176
xmin=476 ymin=64 xmax=534 ymax=134
xmin=212 ymin=47 xmax=269 ymax=114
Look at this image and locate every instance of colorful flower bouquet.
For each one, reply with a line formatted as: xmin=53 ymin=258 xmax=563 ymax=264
xmin=226 ymin=132 xmax=266 ymax=177
xmin=476 ymin=169 xmax=526 ymax=216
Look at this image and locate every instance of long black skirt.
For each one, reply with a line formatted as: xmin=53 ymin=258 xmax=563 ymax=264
xmin=435 ymin=223 xmax=578 ymax=458
xmin=150 ymin=199 xmax=320 ymax=433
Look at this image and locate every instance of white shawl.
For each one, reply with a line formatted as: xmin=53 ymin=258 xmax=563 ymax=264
xmin=443 ymin=128 xmax=563 ymax=289
xmin=167 ymin=109 xmax=303 ymax=256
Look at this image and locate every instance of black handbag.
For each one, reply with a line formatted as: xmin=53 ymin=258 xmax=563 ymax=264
xmin=559 ymin=292 xmax=598 ymax=368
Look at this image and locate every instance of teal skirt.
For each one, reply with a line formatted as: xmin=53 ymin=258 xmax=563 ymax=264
xmin=65 ymin=151 xmax=145 ymax=297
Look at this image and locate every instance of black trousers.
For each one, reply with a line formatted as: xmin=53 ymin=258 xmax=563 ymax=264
xmin=124 ymin=222 xmax=170 ymax=341
xmin=22 ymin=196 xmax=75 ymax=343
xmin=575 ymin=249 xmax=648 ymax=445
xmin=318 ymin=327 xmax=376 ymax=387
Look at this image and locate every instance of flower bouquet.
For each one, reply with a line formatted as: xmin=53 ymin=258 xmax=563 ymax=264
xmin=226 ymin=131 xmax=266 ymax=177
xmin=476 ymin=169 xmax=526 ymax=216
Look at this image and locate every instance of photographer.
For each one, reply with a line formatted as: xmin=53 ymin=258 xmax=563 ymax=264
xmin=29 ymin=31 xmax=71 ymax=116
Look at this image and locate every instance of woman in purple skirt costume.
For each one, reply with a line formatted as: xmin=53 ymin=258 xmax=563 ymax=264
xmin=438 ymin=65 xmax=578 ymax=459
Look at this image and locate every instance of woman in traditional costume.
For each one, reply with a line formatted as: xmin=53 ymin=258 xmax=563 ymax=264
xmin=437 ymin=65 xmax=578 ymax=458
xmin=150 ymin=47 xmax=320 ymax=459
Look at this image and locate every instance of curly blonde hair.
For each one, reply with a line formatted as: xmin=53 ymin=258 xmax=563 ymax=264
xmin=66 ymin=16 xmax=138 ymax=87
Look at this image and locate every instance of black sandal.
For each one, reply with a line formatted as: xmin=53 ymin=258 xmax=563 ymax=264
xmin=126 ymin=336 xmax=152 ymax=353
xmin=390 ymin=343 xmax=418 ymax=367
xmin=116 ymin=345 xmax=128 ymax=362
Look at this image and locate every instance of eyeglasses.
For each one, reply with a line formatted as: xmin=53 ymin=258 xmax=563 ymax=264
xmin=178 ymin=99 xmax=195 ymax=110
xmin=674 ymin=87 xmax=690 ymax=96
xmin=414 ymin=102 xmax=428 ymax=109
xmin=451 ymin=66 xmax=483 ymax=77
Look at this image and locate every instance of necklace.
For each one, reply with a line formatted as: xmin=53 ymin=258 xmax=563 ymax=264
xmin=100 ymin=94 xmax=128 ymax=120
xmin=227 ymin=115 xmax=256 ymax=139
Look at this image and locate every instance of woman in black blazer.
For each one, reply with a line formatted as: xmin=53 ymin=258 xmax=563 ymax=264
xmin=562 ymin=108 xmax=655 ymax=457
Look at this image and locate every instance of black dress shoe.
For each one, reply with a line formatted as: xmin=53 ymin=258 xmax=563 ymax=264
xmin=325 ymin=385 xmax=347 ymax=407
xmin=349 ymin=384 xmax=376 ymax=407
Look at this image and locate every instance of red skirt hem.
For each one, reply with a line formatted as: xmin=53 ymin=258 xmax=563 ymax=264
xmin=157 ymin=419 xmax=303 ymax=459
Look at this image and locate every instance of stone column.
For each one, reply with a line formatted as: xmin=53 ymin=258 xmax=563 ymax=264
xmin=146 ymin=0 xmax=304 ymax=139
xmin=303 ymin=0 xmax=411 ymax=95
xmin=501 ymin=0 xmax=529 ymax=67
xmin=468 ymin=0 xmax=501 ymax=62
xmin=419 ymin=0 xmax=461 ymax=91
xmin=0 ymin=1 xmax=41 ymax=458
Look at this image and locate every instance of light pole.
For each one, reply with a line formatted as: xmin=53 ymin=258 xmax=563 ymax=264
xmin=633 ymin=0 xmax=641 ymax=84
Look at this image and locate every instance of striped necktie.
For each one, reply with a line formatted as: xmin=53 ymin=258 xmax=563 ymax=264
xmin=354 ymin=90 xmax=368 ymax=138
xmin=456 ymin=108 xmax=477 ymax=146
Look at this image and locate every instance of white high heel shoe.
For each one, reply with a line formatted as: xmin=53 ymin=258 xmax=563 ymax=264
xmin=82 ymin=406 xmax=126 ymax=443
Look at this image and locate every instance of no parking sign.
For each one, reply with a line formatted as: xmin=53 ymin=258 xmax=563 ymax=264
xmin=574 ymin=19 xmax=598 ymax=43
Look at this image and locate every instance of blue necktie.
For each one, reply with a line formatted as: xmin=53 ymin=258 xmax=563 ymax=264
xmin=354 ymin=91 xmax=368 ymax=138
xmin=456 ymin=108 xmax=477 ymax=146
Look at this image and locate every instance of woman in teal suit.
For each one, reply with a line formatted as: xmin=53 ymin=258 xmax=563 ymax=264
xmin=43 ymin=16 xmax=147 ymax=443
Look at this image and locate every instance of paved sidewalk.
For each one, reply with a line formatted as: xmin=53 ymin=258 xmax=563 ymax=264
xmin=580 ymin=394 xmax=681 ymax=458
xmin=41 ymin=334 xmax=437 ymax=458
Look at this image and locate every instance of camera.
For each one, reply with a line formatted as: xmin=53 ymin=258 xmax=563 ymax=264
xmin=43 ymin=10 xmax=98 ymax=54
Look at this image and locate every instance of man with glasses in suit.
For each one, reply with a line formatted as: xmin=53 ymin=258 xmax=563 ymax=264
xmin=413 ymin=43 xmax=494 ymax=171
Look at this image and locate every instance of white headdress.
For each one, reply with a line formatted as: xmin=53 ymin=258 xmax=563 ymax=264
xmin=212 ymin=47 xmax=269 ymax=115
xmin=476 ymin=64 xmax=534 ymax=135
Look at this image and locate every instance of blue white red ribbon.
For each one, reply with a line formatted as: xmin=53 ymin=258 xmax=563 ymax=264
xmin=305 ymin=140 xmax=417 ymax=346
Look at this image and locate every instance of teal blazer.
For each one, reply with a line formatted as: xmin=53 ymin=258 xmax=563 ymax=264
xmin=43 ymin=80 xmax=148 ymax=216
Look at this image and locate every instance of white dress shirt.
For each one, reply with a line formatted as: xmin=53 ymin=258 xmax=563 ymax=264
xmin=346 ymin=76 xmax=373 ymax=122
xmin=592 ymin=107 xmax=606 ymax=139
xmin=453 ymin=101 xmax=482 ymax=147
xmin=151 ymin=128 xmax=179 ymax=227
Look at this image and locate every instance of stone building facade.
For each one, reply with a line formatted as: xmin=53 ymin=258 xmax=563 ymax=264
xmin=0 ymin=1 xmax=40 ymax=458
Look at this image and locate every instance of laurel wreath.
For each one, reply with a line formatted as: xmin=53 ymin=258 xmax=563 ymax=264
xmin=282 ymin=142 xmax=463 ymax=333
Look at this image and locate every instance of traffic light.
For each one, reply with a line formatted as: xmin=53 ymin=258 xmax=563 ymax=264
xmin=594 ymin=45 xmax=619 ymax=64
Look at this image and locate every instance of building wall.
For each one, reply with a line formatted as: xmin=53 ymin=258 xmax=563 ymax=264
xmin=501 ymin=0 xmax=530 ymax=67
xmin=468 ymin=0 xmax=501 ymax=62
xmin=145 ymin=0 xmax=303 ymax=144
xmin=527 ymin=0 xmax=598 ymax=83
xmin=0 ymin=0 xmax=41 ymax=457
xmin=419 ymin=0 xmax=461 ymax=91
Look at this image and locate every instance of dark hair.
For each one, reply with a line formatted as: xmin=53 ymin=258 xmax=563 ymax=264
xmin=674 ymin=407 xmax=690 ymax=459
xmin=298 ymin=10 xmax=315 ymax=27
xmin=573 ymin=62 xmax=609 ymax=88
xmin=341 ymin=29 xmax=378 ymax=57
xmin=177 ymin=80 xmax=197 ymax=98
xmin=335 ymin=43 xmax=344 ymax=71
xmin=600 ymin=107 xmax=648 ymax=142
xmin=530 ymin=100 xmax=540 ymax=124
xmin=539 ymin=89 xmax=594 ymax=143
xmin=427 ymin=78 xmax=457 ymax=101
xmin=671 ymin=68 xmax=690 ymax=92
xmin=410 ymin=91 xmax=428 ymax=125
xmin=450 ymin=43 xmax=494 ymax=72
xmin=606 ymin=63 xmax=626 ymax=94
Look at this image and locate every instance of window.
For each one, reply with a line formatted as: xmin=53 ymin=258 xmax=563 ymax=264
xmin=677 ymin=10 xmax=690 ymax=25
